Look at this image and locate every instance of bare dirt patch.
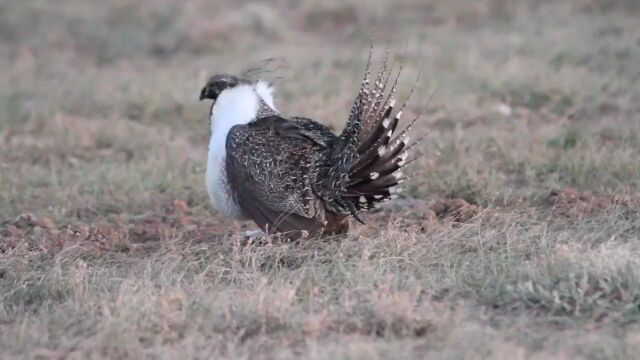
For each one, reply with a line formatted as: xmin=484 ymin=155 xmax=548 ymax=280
xmin=429 ymin=198 xmax=482 ymax=223
xmin=547 ymin=187 xmax=640 ymax=221
xmin=0 ymin=200 xmax=237 ymax=257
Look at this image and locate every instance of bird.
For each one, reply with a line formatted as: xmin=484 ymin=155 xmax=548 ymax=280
xmin=199 ymin=49 xmax=423 ymax=241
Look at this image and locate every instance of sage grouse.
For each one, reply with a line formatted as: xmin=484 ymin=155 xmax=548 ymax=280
xmin=200 ymin=51 xmax=421 ymax=240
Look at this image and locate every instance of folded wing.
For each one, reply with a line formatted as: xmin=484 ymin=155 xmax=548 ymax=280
xmin=225 ymin=116 xmax=331 ymax=238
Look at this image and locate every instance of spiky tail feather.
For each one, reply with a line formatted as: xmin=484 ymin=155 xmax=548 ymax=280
xmin=326 ymin=47 xmax=427 ymax=221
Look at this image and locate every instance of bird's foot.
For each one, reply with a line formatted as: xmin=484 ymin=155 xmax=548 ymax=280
xmin=243 ymin=229 xmax=266 ymax=244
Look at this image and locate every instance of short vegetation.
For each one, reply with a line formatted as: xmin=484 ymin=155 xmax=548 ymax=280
xmin=1 ymin=0 xmax=640 ymax=358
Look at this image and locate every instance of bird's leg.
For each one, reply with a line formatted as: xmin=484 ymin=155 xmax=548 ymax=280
xmin=241 ymin=229 xmax=272 ymax=246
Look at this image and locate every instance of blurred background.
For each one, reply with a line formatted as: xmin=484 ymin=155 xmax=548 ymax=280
xmin=1 ymin=0 xmax=639 ymax=223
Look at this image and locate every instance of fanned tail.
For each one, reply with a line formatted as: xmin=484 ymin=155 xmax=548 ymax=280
xmin=325 ymin=46 xmax=427 ymax=221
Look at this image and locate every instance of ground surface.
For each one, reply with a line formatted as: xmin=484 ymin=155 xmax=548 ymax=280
xmin=1 ymin=0 xmax=640 ymax=358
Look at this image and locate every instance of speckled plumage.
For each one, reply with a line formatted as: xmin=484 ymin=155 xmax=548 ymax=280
xmin=201 ymin=50 xmax=420 ymax=240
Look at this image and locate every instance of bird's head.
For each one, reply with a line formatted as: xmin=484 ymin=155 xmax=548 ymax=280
xmin=199 ymin=73 xmax=277 ymax=112
xmin=199 ymin=74 xmax=249 ymax=102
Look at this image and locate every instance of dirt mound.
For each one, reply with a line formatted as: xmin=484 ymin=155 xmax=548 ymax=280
xmin=0 ymin=200 xmax=236 ymax=257
xmin=375 ymin=197 xmax=482 ymax=230
xmin=429 ymin=198 xmax=481 ymax=223
xmin=547 ymin=187 xmax=640 ymax=221
xmin=0 ymin=213 xmax=63 ymax=255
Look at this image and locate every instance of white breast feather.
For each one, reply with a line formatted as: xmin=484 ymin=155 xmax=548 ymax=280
xmin=205 ymin=82 xmax=276 ymax=219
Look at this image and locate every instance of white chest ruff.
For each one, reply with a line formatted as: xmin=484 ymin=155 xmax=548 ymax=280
xmin=206 ymin=150 xmax=245 ymax=219
xmin=205 ymin=81 xmax=275 ymax=219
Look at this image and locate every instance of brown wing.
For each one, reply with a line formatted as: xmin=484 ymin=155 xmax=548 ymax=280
xmin=225 ymin=116 xmax=328 ymax=239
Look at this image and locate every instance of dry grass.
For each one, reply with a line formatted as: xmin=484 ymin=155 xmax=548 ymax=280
xmin=1 ymin=0 xmax=640 ymax=358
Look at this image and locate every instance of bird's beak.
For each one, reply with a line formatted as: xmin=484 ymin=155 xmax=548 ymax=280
xmin=199 ymin=86 xmax=207 ymax=101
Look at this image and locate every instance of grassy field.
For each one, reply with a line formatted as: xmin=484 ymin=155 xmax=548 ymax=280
xmin=1 ymin=0 xmax=640 ymax=358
